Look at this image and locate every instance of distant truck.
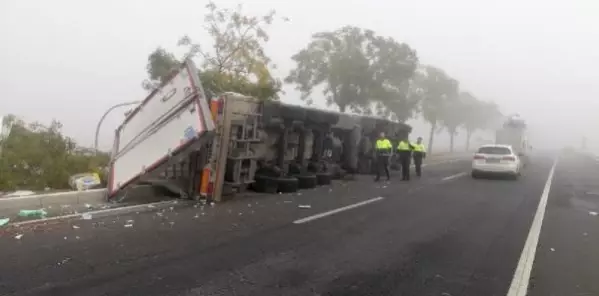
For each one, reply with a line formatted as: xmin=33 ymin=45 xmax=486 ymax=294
xmin=495 ymin=115 xmax=530 ymax=165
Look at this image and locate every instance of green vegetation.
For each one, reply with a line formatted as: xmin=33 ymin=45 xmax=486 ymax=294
xmin=0 ymin=115 xmax=109 ymax=191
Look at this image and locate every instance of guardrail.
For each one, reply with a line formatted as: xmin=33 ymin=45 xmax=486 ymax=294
xmin=0 ymin=189 xmax=107 ymax=218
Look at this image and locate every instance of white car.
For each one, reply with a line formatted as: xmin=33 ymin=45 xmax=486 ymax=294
xmin=471 ymin=144 xmax=522 ymax=179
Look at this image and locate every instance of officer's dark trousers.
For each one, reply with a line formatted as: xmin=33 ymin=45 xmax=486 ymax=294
xmin=375 ymin=155 xmax=390 ymax=181
xmin=413 ymin=152 xmax=424 ymax=177
xmin=399 ymin=151 xmax=411 ymax=180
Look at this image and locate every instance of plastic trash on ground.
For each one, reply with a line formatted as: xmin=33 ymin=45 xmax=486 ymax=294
xmin=0 ymin=218 xmax=9 ymax=226
xmin=18 ymin=209 xmax=47 ymax=218
xmin=298 ymin=205 xmax=312 ymax=209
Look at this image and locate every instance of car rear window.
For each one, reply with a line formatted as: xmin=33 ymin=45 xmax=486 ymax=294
xmin=477 ymin=146 xmax=512 ymax=155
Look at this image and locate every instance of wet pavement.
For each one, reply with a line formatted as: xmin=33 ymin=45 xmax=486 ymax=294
xmin=2 ymin=152 xmax=597 ymax=296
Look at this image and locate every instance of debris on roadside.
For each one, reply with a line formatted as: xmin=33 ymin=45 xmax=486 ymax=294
xmin=18 ymin=209 xmax=47 ymax=219
xmin=14 ymin=234 xmax=23 ymax=240
xmin=298 ymin=205 xmax=312 ymax=209
xmin=550 ymin=248 xmax=555 ymax=252
xmin=72 ymin=225 xmax=80 ymax=229
xmin=57 ymin=257 xmax=71 ymax=266
xmin=0 ymin=218 xmax=10 ymax=227
xmin=124 ymin=223 xmax=133 ymax=228
xmin=589 ymin=211 xmax=598 ymax=216
xmin=84 ymin=204 xmax=93 ymax=209
xmin=81 ymin=213 xmax=92 ymax=220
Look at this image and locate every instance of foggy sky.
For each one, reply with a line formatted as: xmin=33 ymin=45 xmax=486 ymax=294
xmin=1 ymin=0 xmax=598 ymax=152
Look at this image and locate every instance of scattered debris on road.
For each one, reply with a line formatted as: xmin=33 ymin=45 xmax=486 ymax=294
xmin=298 ymin=205 xmax=312 ymax=209
xmin=81 ymin=213 xmax=92 ymax=220
xmin=18 ymin=209 xmax=47 ymax=218
xmin=14 ymin=234 xmax=23 ymax=240
xmin=589 ymin=211 xmax=598 ymax=216
xmin=57 ymin=257 xmax=71 ymax=266
xmin=0 ymin=218 xmax=9 ymax=226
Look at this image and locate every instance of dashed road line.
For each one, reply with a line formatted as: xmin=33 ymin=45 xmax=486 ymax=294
xmin=441 ymin=172 xmax=468 ymax=181
xmin=293 ymin=197 xmax=385 ymax=224
xmin=506 ymin=157 xmax=558 ymax=296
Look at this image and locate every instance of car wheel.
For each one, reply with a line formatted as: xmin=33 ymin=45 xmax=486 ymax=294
xmin=510 ymin=173 xmax=519 ymax=180
xmin=316 ymin=172 xmax=333 ymax=185
xmin=277 ymin=177 xmax=299 ymax=193
xmin=471 ymin=171 xmax=480 ymax=179
xmin=296 ymin=174 xmax=317 ymax=189
xmin=253 ymin=175 xmax=278 ymax=193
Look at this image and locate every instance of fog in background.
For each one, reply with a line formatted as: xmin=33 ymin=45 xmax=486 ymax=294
xmin=1 ymin=0 xmax=597 ymax=152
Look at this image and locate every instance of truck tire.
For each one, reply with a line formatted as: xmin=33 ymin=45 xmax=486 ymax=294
xmin=277 ymin=177 xmax=299 ymax=193
xmin=253 ymin=175 xmax=278 ymax=193
xmin=296 ymin=174 xmax=317 ymax=189
xmin=316 ymin=172 xmax=332 ymax=185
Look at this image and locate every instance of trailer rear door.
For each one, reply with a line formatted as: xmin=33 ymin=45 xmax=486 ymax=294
xmin=107 ymin=59 xmax=214 ymax=198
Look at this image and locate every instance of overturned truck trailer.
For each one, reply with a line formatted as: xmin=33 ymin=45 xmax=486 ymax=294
xmin=107 ymin=69 xmax=412 ymax=203
xmin=107 ymin=59 xmax=215 ymax=201
xmin=201 ymin=94 xmax=413 ymax=202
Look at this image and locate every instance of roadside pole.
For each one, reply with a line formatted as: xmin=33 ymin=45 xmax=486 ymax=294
xmin=93 ymin=101 xmax=140 ymax=155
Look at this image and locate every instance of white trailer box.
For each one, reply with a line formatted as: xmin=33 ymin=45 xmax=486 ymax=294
xmin=107 ymin=60 xmax=215 ymax=199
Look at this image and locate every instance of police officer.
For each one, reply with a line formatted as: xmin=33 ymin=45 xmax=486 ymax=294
xmin=374 ymin=131 xmax=393 ymax=182
xmin=412 ymin=137 xmax=426 ymax=177
xmin=397 ymin=137 xmax=414 ymax=181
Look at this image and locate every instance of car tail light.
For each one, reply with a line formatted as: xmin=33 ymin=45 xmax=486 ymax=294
xmin=502 ymin=156 xmax=516 ymax=161
xmin=473 ymin=154 xmax=486 ymax=160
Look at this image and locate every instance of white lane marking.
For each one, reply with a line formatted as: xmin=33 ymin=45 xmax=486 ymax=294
xmin=441 ymin=172 xmax=467 ymax=181
xmin=293 ymin=197 xmax=385 ymax=225
xmin=10 ymin=200 xmax=177 ymax=226
xmin=506 ymin=158 xmax=558 ymax=296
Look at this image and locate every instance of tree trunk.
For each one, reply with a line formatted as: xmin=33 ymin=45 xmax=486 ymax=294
xmin=449 ymin=130 xmax=455 ymax=152
xmin=465 ymin=129 xmax=472 ymax=151
xmin=427 ymin=121 xmax=436 ymax=154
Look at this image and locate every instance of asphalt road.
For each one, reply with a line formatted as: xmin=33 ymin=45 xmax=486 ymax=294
xmin=0 ymin=152 xmax=597 ymax=296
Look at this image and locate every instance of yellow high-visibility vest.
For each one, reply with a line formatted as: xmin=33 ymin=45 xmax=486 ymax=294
xmin=413 ymin=143 xmax=426 ymax=152
xmin=397 ymin=141 xmax=411 ymax=151
xmin=375 ymin=139 xmax=392 ymax=150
